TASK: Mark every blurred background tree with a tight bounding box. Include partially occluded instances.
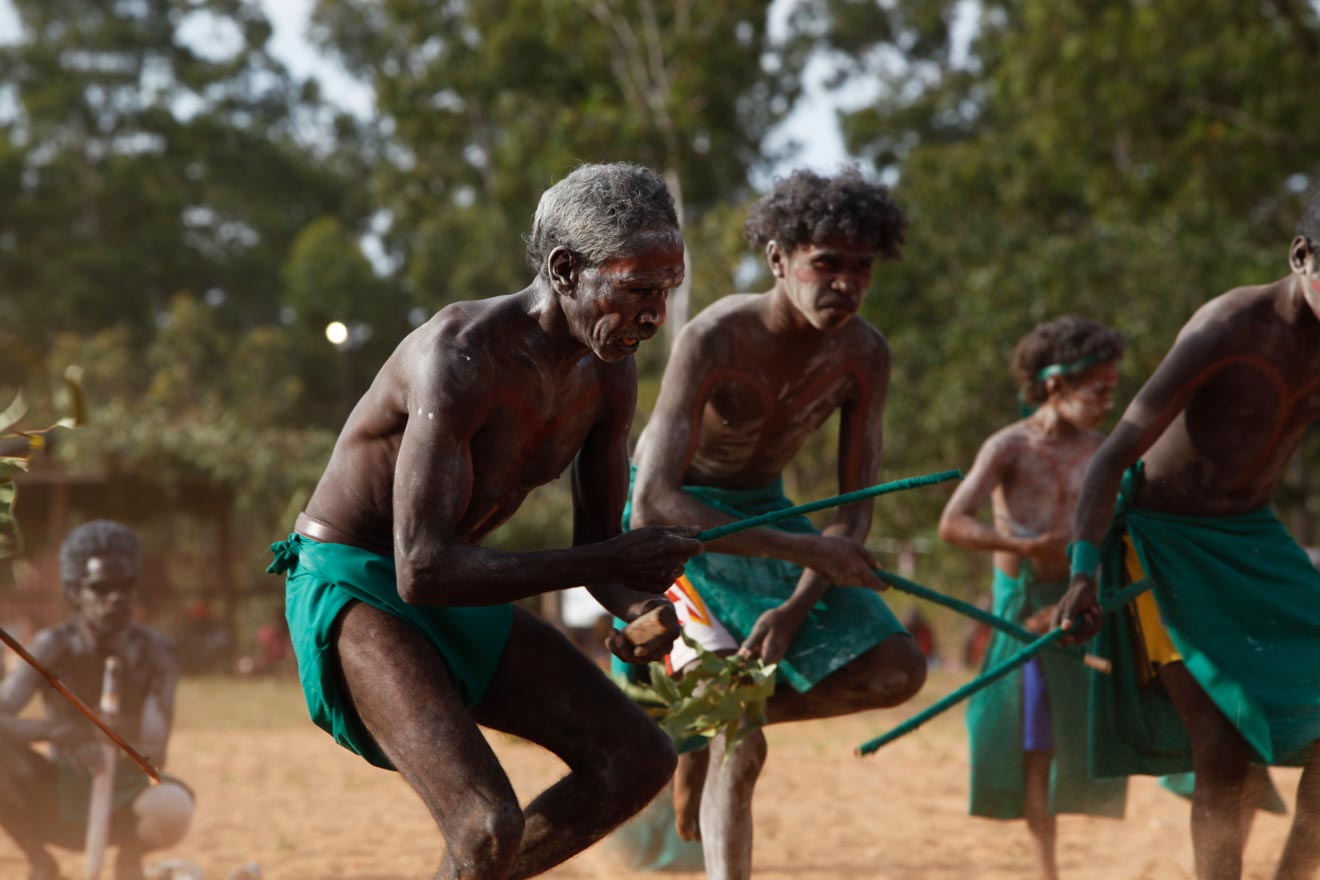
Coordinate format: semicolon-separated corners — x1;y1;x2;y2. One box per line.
4;0;1320;656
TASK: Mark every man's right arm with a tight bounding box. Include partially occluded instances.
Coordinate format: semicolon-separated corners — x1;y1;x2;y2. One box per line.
391;344;695;606
939;431;1058;557
0;630;67;744
1056;304;1238;636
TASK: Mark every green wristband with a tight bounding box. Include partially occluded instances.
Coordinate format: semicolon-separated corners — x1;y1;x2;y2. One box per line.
1068;540;1101;579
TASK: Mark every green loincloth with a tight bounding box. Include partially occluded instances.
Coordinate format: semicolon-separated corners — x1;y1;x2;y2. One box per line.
620;476;906;693
268;532;513;770
965;567;1127;819
1091;464;1320;778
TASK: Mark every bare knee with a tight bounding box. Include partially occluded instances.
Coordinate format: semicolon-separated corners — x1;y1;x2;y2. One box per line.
862;635;927;708
591;721;678;817
446;801;525;871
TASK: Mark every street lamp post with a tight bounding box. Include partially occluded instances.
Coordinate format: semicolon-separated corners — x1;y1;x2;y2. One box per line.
325;321;372;417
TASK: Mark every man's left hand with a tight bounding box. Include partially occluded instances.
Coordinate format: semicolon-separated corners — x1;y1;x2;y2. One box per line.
738;604;807;665
607;600;680;665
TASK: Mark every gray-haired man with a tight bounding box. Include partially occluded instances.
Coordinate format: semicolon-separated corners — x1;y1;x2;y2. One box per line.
268;163;702;879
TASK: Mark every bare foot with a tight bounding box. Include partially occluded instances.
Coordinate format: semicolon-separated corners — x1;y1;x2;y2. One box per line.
673;748;709;842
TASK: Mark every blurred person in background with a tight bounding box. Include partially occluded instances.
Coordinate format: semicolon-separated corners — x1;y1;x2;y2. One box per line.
939;316;1127;880
0;520;193;880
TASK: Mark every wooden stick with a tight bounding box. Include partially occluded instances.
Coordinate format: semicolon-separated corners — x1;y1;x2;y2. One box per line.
0;626;160;783
695;470;962;543
85;656;120;880
873;568;1110;673
856;578;1151;756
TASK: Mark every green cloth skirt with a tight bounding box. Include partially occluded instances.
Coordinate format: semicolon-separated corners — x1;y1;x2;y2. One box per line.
965;567;1127;819
268;532;513;770
1091;464;1320;777
620;476;906;693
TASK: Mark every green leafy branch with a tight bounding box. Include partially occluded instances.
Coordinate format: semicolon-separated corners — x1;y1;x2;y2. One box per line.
1;367;86;560
640;634;777;754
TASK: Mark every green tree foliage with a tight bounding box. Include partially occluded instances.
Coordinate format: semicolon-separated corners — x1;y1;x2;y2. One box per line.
0;1;406;592
801;0;1320;578
308;0;809;329
0;0;372;353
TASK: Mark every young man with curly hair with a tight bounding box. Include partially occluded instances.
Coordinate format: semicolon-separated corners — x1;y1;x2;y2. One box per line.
629;167;926;880
1055;195;1320;879
939;316;1127;879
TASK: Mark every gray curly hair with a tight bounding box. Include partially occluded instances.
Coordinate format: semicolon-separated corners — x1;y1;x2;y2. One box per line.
525;163;679;275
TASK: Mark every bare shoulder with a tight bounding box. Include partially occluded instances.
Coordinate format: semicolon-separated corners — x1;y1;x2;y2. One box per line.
130;623;176;657
398;298;507;393
845;317;891;365
1178;282;1280;344
669;293;763;361
979;421;1032;465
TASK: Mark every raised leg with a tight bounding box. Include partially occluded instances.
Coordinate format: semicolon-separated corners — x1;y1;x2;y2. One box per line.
1023;751;1059;880
697;727;766;880
470;607;677;880
334;602;527;880
1276;743;1320;880
1160;662;1253;880
766;632;926;724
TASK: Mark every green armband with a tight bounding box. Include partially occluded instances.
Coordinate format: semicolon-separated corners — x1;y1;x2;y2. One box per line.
1068;540;1101;579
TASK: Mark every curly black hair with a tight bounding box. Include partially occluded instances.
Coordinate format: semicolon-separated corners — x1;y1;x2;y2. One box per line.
1012;316;1124;406
744;167;906;259
1299;191;1320;245
59;519;139;602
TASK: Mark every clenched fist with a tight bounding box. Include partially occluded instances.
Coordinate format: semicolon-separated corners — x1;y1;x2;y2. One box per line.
603;525;703;593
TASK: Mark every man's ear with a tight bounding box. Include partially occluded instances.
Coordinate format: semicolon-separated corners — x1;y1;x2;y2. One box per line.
547;246;577;295
1290;235;1313;275
1044;376;1062;398
765;240;786;278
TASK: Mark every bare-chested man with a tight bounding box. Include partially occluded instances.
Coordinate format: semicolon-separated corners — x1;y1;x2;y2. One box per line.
939;316;1127;880
266;163;703;880
1055;194;1320;880
0;520;194;880
628;167;927;880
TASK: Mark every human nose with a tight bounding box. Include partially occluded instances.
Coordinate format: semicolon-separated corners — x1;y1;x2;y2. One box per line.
833;273;861;295
639;293;667;327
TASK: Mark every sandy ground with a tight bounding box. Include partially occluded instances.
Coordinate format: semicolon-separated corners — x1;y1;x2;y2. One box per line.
1;671;1305;880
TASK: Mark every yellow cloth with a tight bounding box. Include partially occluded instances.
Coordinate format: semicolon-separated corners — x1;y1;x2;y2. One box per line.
1123;536;1181;676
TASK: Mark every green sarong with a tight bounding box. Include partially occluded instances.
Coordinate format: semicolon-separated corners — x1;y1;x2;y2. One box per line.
621;477;906;693
268;532;513;770
965;567;1127;819
1091;464;1320;777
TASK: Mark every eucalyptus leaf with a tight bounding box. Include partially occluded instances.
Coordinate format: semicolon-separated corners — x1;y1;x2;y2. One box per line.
643;636;777;750
0;393;27;436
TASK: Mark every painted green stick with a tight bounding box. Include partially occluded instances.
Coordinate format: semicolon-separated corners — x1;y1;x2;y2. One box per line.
875;569;1110;672
696;469;962;543
856;577;1153;756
